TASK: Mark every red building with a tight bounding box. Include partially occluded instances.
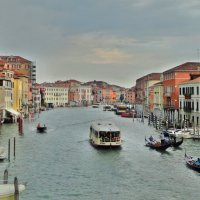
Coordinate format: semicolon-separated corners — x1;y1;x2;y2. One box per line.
162;62;200;122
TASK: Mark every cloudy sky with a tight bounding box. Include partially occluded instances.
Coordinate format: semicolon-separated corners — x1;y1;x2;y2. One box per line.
0;0;200;87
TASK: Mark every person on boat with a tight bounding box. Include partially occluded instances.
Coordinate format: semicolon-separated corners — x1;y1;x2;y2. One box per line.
149;136;154;142
160;133;165;145
37;122;40;128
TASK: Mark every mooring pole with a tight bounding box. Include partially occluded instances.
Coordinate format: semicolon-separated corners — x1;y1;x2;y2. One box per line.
3;169;8;184
14;137;16;160
14;177;19;200
8;139;10;162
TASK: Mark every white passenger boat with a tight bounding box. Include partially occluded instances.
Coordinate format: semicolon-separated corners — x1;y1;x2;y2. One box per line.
89;121;121;148
0;147;6;161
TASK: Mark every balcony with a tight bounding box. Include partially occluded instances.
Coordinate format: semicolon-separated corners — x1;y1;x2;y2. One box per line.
184;93;191;100
163;104;176;109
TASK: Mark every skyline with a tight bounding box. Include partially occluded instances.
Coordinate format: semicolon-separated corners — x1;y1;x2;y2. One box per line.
1;0;200;87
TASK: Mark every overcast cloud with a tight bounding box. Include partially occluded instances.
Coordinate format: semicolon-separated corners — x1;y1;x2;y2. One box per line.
0;0;200;87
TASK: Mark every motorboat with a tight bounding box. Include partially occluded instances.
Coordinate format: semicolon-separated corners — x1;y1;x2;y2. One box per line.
89;121;121;148
121;112;133;118
103;105;112;111
92;103;100;108
167;128;193;139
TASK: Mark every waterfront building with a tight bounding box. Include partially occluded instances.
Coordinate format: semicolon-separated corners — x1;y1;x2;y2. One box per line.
0;69;19;122
73;85;92;106
102;86;116;104
125;87;135;105
55;79;81;104
135;73;161;114
32;84;41;112
0;56;36;111
152;81;163;117
179;76;200;126
41;83;68;107
162;62;200;123
13;74;23;113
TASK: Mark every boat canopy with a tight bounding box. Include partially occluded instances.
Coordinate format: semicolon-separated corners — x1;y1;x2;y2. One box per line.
6;108;20;116
91;121;120;132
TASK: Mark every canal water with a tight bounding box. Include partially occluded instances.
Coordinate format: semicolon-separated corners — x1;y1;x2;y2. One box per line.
0;107;200;200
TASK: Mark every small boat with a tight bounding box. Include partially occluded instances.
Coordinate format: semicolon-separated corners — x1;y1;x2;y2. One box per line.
167;128;193;139
37;126;47;133
103;105;112;111
162;131;183;147
121;112;133;118
89;121;121;148
0;147;6;161
0;177;25;200
185;153;200;172
92;103;100;108
145;136;171;151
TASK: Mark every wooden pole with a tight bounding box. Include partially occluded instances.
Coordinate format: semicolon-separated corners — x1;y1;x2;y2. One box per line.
14;177;19;200
8;139;10;162
3;169;8;184
13;137;15;159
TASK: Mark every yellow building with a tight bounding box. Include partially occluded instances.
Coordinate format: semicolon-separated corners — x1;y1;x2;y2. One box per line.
13;77;22;112
14;72;29;115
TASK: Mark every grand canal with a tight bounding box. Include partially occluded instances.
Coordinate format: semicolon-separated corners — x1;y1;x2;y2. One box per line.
0;107;200;200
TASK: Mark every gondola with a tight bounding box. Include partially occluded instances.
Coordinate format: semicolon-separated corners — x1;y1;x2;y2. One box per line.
37;126;47;133
171;137;183;147
145;137;171;151
185;153;200;172
162;131;183;147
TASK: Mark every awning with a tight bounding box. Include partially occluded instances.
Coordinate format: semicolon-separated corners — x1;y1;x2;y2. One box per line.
6;108;20;116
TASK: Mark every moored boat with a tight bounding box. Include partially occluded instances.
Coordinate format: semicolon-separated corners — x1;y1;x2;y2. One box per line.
103;105;112;111
89;121;121;148
121;112;133;118
185;153;200;172
167;128;193;139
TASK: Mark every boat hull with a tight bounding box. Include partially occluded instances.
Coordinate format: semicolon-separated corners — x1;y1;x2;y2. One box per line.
37;127;47;133
89;140;121;149
0;184;25;200
185;155;200;172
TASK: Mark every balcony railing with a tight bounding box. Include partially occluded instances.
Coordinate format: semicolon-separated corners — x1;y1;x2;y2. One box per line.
184;94;191;100
163;104;176;109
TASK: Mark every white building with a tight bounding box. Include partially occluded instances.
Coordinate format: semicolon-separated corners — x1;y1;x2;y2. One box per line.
43;85;68;107
179;77;200;126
